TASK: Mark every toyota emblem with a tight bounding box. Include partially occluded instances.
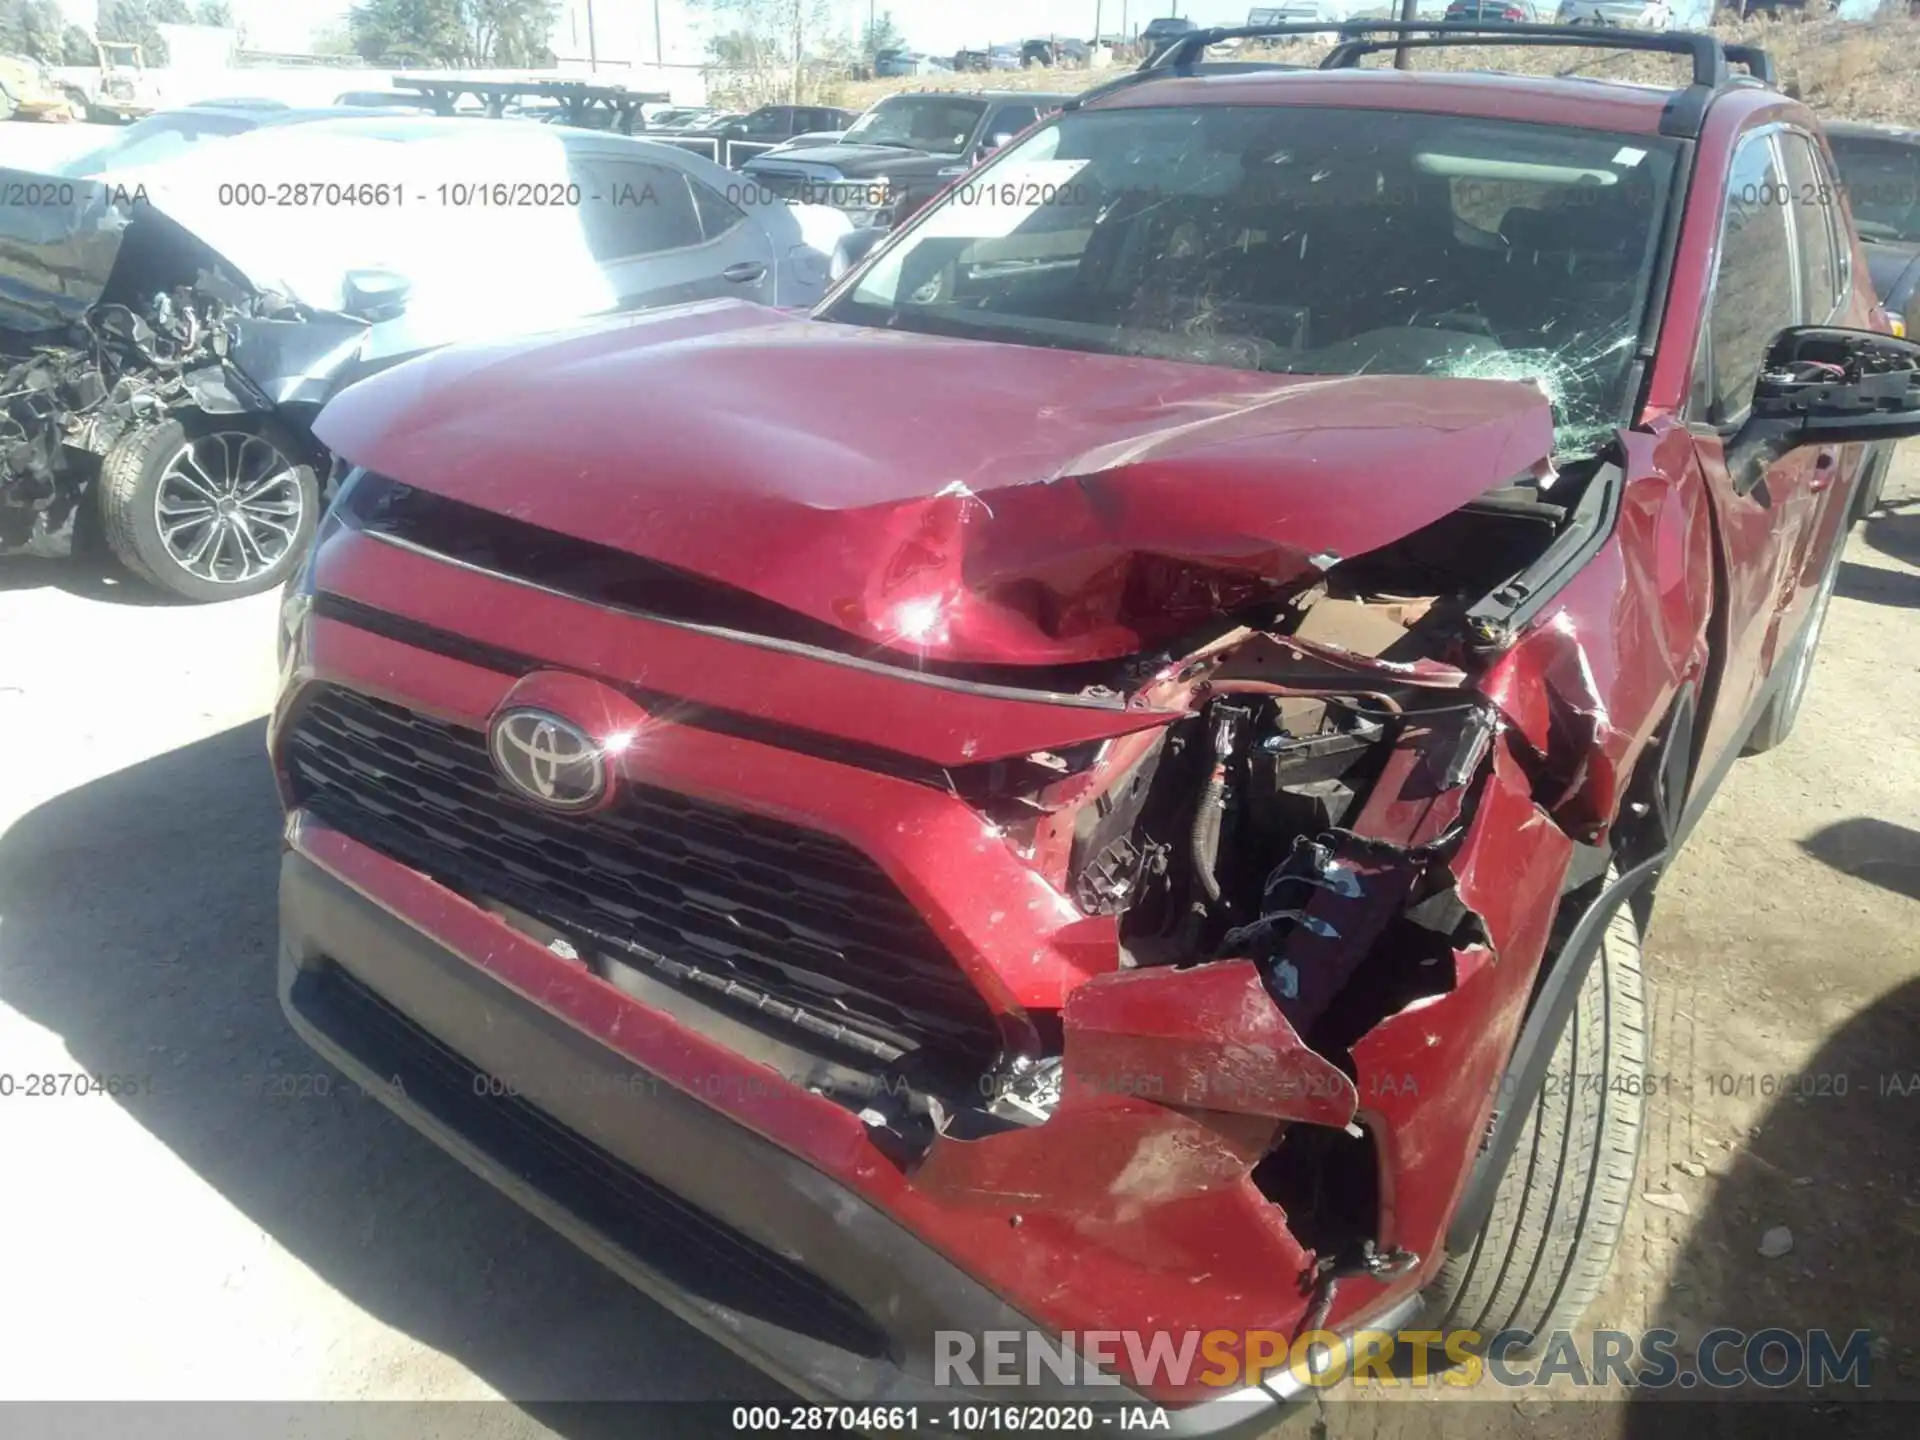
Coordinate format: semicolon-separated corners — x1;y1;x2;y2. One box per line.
488;708;609;811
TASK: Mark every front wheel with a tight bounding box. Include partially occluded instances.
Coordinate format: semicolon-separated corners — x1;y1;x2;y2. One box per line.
1422;883;1648;1349
97;417;318;602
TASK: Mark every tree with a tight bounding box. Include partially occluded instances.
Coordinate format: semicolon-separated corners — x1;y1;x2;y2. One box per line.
59;23;95;63
861;8;904;60
194;0;235;23
464;0;558;66
0;0;72;61
98;0;176;63
348;0;556;67
349;0;465;65
692;0;844;105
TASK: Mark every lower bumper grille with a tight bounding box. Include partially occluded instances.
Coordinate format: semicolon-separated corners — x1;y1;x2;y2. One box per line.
293;959;887;1357
281;686;1002;1073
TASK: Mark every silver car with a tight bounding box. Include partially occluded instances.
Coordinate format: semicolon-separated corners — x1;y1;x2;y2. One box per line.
1554;0;1672;26
0;118;851;599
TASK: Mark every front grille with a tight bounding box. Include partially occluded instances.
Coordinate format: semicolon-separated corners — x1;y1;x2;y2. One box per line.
283;686;1003;1073
292;961;888;1357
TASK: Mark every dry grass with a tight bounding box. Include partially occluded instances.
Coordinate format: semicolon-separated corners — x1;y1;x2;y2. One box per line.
828;16;1920;127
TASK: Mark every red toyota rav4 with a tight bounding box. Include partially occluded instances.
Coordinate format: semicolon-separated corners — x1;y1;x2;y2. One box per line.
270;23;1920;1426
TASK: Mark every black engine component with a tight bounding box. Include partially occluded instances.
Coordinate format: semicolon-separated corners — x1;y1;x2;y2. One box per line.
1245;701;1385;837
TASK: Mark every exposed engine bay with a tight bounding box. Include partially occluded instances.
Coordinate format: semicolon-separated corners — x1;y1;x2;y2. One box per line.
0;170;360;561
387;446;1618;1279
0;285;282;554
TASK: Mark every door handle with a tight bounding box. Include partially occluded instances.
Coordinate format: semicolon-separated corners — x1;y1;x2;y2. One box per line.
1809;449;1837;492
722;261;768;284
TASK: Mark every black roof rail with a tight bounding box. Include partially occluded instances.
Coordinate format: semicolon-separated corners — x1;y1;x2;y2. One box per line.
1147;23;1766;87
1064;22;1775;138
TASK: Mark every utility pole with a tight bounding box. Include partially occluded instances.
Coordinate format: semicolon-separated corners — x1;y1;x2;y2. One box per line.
654;0;664;68
585;0;598;71
1094;0;1102;44
791;0;803;103
1394;0;1415;69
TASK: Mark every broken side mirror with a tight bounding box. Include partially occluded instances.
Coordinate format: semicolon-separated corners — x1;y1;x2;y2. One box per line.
342;267;411;322
1740;325;1920;456
829;226;887;282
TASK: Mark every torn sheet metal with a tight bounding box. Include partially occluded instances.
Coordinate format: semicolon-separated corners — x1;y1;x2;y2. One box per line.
1478;427;1714;836
313;307;1558;667
1062;959;1360;1125
1349;734;1573;1257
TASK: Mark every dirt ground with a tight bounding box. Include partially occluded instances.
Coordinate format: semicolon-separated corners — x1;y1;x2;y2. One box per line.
0;450;1914;1435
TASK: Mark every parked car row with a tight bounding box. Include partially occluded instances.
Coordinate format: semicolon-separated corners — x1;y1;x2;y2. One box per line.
256;21;1920;1432
0;116;853;597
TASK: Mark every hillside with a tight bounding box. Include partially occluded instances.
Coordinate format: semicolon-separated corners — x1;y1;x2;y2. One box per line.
831;15;1920;127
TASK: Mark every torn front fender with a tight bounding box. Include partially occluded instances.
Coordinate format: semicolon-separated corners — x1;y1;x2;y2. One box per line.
226;313;371;410
1478;423;1714;839
1348;733;1574;1261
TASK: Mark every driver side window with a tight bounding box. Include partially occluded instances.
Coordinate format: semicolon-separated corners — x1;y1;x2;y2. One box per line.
1703;133;1799;424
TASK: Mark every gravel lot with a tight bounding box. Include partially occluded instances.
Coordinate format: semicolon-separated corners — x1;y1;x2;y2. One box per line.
0;117;1915;1434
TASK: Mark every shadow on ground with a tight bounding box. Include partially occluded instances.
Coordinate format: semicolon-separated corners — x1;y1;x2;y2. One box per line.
0;721;785;1428
1834;562;1920;611
1622;977;1920;1439
1800;818;1920;903
1860;507;1920;571
0;553;173;605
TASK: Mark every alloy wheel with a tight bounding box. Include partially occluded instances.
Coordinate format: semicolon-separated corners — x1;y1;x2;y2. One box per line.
152;431;308;585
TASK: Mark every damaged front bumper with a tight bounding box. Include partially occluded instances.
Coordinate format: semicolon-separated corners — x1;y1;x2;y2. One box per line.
280;840;1421;1426
267;485;1661;1406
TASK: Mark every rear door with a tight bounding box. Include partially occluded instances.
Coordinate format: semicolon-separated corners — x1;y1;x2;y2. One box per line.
571;151;775;310
1687;125;1856;769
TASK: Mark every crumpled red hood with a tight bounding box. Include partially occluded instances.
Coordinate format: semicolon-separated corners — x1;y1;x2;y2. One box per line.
314;300;1556;666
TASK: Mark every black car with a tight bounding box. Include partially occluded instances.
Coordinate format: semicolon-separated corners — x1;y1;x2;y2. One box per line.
738;91;1072;229
1140;16;1200;53
650;104;859;168
1825;121;1920;333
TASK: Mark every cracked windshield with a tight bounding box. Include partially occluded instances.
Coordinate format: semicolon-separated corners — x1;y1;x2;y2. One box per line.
830;105;1679;456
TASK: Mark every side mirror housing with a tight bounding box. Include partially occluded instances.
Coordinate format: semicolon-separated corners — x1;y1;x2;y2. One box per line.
829;226;888;282
975;130;1016;164
1735;325;1920;463
342;267;412;322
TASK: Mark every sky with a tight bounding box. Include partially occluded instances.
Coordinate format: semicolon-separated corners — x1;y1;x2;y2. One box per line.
58;0;1896;68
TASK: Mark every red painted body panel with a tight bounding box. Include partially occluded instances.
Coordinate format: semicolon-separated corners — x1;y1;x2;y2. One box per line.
315;316;1555;667
270;61;1882;1410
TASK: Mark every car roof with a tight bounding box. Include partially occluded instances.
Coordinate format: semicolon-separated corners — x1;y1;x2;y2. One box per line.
1824;120;1920;146
1081;66;1748;137
878;89;1073;103
200;114;737;171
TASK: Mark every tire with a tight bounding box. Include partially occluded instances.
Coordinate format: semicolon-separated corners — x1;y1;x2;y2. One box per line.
97;416;319;603
1423;882;1648;1350
1742;536;1842;755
